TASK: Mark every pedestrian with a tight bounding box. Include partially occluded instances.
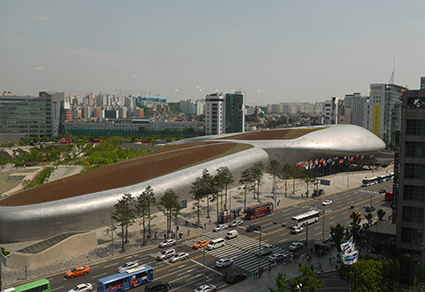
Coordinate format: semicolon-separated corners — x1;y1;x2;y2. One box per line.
332;256;335;264
164;233;166;239
329;255;332;264
278;199;281;205
274;261;277;268
187;229;190;236
268;264;271;273
253;272;256;279
301;253;304;262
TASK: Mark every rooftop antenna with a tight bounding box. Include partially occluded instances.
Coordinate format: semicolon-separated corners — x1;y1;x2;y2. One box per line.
388;53;395;84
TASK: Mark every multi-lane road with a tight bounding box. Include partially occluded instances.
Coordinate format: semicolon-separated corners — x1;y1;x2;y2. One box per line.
47;181;393;292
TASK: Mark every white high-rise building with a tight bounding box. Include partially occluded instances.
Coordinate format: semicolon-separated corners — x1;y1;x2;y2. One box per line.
205;93;225;135
344;93;368;127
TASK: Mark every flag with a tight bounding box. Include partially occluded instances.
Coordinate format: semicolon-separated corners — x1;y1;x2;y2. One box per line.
340;237;353;252
320;158;324;163
339;159;344;164
342;250;358;265
349;157;354;162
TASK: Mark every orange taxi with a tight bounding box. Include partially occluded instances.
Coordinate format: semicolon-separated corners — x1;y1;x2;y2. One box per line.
350;212;361;218
193;240;210;250
65;265;91;278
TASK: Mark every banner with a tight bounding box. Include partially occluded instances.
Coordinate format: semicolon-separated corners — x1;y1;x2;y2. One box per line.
342;250;358;265
340;237;353;252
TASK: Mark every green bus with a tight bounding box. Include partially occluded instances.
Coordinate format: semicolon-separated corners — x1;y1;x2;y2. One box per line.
5;279;50;292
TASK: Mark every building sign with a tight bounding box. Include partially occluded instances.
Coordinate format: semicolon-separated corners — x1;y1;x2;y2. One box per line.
392;183;398;211
320;179;330;186
372;105;381;137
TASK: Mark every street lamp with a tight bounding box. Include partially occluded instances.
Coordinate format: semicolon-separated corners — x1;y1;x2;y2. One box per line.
258;225;262;277
203;245;206;288
321;208;325;240
370;194;373;208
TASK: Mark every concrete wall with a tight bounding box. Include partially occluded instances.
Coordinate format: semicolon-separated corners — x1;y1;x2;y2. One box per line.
6;232;97;270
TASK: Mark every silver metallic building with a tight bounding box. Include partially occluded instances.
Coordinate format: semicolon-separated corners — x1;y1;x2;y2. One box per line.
0;125;385;243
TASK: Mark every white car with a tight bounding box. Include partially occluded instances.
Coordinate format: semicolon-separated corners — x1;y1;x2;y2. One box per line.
116;261;138;273
194;284;217;292
159;238;177;248
322;200;332;206
213;224;227;232
229;220;243;227
290;226;303;234
156;248;176;261
68;283;93;292
215;258;233;268
289;241;304;251
169;252;189;263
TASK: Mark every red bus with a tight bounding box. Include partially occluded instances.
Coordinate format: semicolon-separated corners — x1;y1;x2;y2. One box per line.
245;202;273;220
385;191;393;201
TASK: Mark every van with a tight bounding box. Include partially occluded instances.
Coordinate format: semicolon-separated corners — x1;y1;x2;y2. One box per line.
206;238;225;250
145;281;171;292
226;230;238;239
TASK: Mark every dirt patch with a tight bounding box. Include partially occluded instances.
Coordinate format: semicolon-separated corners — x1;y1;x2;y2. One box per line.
0;142;251;206
219;128;325;140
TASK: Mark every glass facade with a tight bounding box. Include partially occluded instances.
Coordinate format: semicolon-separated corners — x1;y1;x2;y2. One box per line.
225;92;245;133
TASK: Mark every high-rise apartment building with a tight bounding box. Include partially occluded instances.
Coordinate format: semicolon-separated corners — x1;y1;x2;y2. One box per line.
324;97;338;124
344;93;368;127
225;91;245;133
365;83;406;146
396;87;425;265
205;93;225;135
0;91;64;141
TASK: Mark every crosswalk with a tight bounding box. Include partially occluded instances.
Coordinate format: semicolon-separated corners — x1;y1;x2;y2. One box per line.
182;230;293;272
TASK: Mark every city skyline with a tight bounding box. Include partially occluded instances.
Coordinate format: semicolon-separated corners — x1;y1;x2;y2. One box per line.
1;1;424;104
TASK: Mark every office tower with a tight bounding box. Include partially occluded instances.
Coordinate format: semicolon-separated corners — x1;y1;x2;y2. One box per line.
344;93;368;127
421;77;425;90
396;88;425;265
0;91;64;141
365;83;406;146
225;91;245;133
205;93;225;135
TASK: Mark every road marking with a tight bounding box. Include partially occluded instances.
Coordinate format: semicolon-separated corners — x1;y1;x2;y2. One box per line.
103;262;119;268
91;272;107;278
155;268;194;280
191;259;223;275
51;286;64;291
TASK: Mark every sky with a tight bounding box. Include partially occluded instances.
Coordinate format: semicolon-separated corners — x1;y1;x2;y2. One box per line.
1;1;425;105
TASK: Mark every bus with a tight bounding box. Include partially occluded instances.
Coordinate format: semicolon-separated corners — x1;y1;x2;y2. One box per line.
385;191;393;201
4;279;50;292
361;176;379;187
291;210;320;227
378;173;392;183
97;265;153;292
245;202;273;220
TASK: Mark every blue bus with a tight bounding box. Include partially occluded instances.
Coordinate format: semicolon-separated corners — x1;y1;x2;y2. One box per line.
97;265;153;292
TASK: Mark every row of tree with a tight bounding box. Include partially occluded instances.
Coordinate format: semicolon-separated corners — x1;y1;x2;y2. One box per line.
111;186;181;252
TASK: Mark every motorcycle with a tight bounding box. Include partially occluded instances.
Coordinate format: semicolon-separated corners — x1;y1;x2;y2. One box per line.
350;203;354;209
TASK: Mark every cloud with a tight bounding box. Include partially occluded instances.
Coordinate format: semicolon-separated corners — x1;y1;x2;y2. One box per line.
35;67;44;70
0;33;29;42
133;75;136;78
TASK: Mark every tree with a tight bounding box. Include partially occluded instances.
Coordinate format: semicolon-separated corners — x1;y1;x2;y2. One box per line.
330;223;345;253
350;212;362;243
111;193;136;252
252;161;265;202
301;168;316;197
381;258;400;292
216;166;234;209
362;213;374;232
268;271;288;292
268;160;281;204
158;188;181;237
239;168;254;210
200;169;214;219
136;186;156;246
377;209;386;221
350;259;382;292
190;177;206;223
282;164;292;197
290;265;324;292
210;175;222;224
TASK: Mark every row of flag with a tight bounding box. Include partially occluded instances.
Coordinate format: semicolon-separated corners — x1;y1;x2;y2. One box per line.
340;236;358;265
295;154;374;169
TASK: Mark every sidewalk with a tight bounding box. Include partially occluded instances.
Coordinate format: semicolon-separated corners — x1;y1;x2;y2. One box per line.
1;166;391;289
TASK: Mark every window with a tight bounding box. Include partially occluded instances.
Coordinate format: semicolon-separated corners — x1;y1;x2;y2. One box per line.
404;185;425;202
404;164;425;179
402;206;424;223
401;227;423;243
405;142;425;158
407;120;425;135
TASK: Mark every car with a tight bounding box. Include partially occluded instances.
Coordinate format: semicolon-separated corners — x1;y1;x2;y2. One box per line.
257;244;274;257
169;252;189;263
194;284;217;292
65;266;91;278
288;241;304;251
268;253;287;262
215;258;233;268
156;248;176;261
224;272;248;284
322;200;332;206
68;283;93;292
229;220;243;227
350;211;361;218
245;224;261;232
158;238;176;248
290;226;303;234
145;281;171;292
364;206;375;212
116;261;138;273
193;240;210;250
379;189;386;193
213;224;227;232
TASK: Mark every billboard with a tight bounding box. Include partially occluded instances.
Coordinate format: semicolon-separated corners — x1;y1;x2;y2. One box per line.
372;105;381;137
